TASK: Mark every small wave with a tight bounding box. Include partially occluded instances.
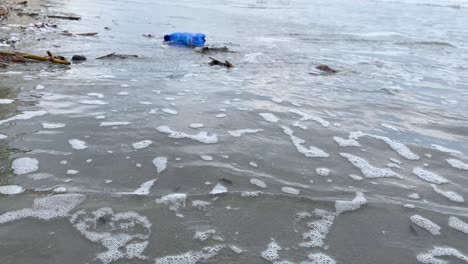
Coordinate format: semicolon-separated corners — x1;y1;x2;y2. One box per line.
396;41;456;47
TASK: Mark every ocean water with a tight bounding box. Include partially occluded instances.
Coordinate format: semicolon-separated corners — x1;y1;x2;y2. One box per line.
1;0;468;263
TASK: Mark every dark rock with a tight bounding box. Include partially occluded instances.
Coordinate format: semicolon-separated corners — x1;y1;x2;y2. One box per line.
72;55;86;61
315;64;338;73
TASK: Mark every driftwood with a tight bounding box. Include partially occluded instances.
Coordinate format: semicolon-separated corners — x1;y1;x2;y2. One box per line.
47;15;81;20
96;52;139;59
195;46;231;54
208;57;233;69
0;51;70;65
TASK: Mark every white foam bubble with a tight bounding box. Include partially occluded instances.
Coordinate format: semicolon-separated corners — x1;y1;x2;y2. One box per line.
333;136;361;147
156;193;187;211
249;162;258;167
193;229;223;241
70;207;151;264
0;194;86;224
216;114;227;118
241;191;262;197
99;122;131;126
431;144;463;155
448;217;468;234
161;108;178;115
306;253;337;264
0;185;25;195
447;159;468;171
154;245;230;264
408;193;420;199
27;173;54;180
67;169;79;175
228;129;263;137
335;192;367;214
189;123;204;129
431;184;464;203
191;200;211;210
281;186;300;195
0;110;48;125
250;178;267;188
410;214;441;235
117;91;129;95
152;157;167;174
417;246;468;264
96;115;106;119
41;122;66;129
79;100;108;105
139;101;152;105
413;167;448;184
68;139;87;150
87;93;104;99
200;155;213;161
0;99;14;104
259;113;280;123
404;204;416;209
298;209;335;248
53;186;67;193
316;168;330;177
36;84;45;90
157;126;218;144
282;126;329;158
349;174;363;180
11;157;39;175
340;153;401;179
368;135;419;160
132;140;152;150
261;239;281;261
210;183;227;194
289;109;330;127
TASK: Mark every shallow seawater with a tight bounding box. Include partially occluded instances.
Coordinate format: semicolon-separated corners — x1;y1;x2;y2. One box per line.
1;0;468;263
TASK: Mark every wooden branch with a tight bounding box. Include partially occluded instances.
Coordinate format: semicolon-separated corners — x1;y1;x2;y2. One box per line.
0;51;71;65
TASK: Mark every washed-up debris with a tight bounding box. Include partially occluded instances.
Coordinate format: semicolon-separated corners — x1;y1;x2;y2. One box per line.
0;53;25;63
72;55;86;61
0;6;8;16
315;64;338;73
104;27;111;30
0;62;8;68
47;14;81;20
62;31;98;37
194;46;231;54
164;32;206;47
143;34;156;38
16;11;39;17
209;57;234;69
0;51;70;65
96;52;138;59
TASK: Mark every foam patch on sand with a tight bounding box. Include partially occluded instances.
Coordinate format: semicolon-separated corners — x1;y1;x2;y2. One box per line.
0;194;86;224
340;153;401;179
100;122;131;126
333;136;361;147
259;113;280;123
347;132;419;160
289;109;330;128
210;183;227;194
157;126;218;144
0;110;47;125
410;215;441;235
87;93;104;99
306;253;337;264
447;159;468;171
316;168;330;176
241;191;263;197
413;167;448;184
79;100;108;105
162;109;178;115
431;184;464;202
41;122;66;129
156;193;187;211
189;123;204;129
69;139;88;150
448;217;468;234
200;155;213;161
282;126;329;158
132;140;152;150
126;179;157;195
0;99;14;104
193;229;223;241
297;209;336;248
228;129;263;137
261;239;281;261
431;144;463;155
117;91;129;95
0;185;25;195
70;207;151;264
191;200;211;210
250;178;267;188
154;244;241;264
282;186;300;195
335;192;367;214
417;246;468;264
152;157;167;174
11;157;39;175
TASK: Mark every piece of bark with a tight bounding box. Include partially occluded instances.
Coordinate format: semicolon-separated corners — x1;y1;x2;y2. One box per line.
96;52;139;59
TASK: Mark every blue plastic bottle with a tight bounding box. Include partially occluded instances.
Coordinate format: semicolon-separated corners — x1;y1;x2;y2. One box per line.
163;32;206;47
